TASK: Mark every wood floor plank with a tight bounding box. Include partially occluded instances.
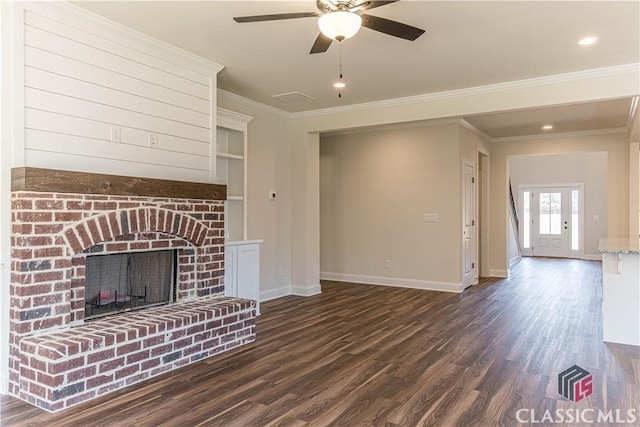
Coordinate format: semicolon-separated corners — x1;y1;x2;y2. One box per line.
1;258;638;426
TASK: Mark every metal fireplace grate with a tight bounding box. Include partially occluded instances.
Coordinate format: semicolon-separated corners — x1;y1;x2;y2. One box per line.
85;250;176;319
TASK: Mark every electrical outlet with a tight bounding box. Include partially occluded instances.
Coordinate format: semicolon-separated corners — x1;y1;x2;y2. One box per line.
110;126;121;143
149;133;158;148
424;213;439;223
385;259;391;269
269;191;276;201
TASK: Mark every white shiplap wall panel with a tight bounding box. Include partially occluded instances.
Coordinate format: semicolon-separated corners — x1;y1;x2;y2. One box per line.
24;10;211;88
25;67;210;128
25;151;211;183
25;109;210;156
26;130;210;171
25;46;210;114
15;2;223;183
24;26;209;100
25;88;210;142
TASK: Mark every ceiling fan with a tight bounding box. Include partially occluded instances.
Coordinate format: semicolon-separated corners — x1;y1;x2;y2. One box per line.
233;0;425;54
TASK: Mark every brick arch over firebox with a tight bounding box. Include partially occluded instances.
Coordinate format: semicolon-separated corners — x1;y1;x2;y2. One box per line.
61;207;210;255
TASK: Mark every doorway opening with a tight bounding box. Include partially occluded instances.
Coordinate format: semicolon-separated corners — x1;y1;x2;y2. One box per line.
519;185;584;258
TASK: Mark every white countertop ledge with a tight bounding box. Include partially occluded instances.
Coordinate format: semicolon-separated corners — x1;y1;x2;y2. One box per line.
226;239;264;246
598;238;640;254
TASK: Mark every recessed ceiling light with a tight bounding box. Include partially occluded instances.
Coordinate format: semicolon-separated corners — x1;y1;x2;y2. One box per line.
542;125;553;130
333;82;346;88
578;36;598;46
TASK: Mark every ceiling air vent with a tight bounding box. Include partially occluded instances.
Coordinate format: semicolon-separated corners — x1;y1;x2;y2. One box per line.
272;91;315;103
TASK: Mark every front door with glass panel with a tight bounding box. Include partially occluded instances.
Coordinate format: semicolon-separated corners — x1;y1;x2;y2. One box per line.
533;188;567;257
520;186;582;258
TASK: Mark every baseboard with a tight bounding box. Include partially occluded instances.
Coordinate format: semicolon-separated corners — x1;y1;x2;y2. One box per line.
582;254;602;261
320;272;463;293
291;284;322;297
489;269;508;278
509;255;522;267
260;286;292;302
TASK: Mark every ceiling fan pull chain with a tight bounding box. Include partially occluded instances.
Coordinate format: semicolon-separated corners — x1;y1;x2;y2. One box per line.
338;41;343;98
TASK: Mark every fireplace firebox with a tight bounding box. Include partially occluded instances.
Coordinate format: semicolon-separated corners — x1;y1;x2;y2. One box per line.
85;250;177;319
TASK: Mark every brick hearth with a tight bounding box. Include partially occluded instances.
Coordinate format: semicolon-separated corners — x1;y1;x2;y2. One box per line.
8;169;257;412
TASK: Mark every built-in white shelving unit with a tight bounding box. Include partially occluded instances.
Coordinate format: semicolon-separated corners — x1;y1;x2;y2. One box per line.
216;108;252;241
216;109;262;313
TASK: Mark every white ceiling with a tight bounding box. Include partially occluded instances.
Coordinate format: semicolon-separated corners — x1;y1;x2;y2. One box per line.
75;1;639;137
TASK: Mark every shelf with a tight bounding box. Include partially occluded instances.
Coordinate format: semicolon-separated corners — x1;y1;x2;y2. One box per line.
217;108;252;242
217;152;244;160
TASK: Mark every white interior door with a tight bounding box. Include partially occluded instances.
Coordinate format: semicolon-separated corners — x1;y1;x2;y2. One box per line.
462;163;475;287
532;188;569;257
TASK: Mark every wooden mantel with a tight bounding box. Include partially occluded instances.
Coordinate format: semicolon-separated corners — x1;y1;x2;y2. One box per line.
11;167;226;201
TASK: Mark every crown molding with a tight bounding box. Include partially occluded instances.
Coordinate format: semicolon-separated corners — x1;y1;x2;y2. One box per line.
289;63;640;119
217;107;253;124
491;127;627;144
217;89;290;119
459;119;492;143
321;117;461;138
217;63;639;126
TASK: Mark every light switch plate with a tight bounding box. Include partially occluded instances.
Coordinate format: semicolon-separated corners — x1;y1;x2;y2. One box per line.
149;133;158;148
110;126;121;143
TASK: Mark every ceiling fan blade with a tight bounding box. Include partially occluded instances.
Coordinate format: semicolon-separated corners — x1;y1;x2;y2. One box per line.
361;14;425;41
358;1;399;11
233;12;320;23
310;33;333;54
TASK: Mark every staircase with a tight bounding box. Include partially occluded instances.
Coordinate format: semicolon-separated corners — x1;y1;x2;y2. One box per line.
509;180;523;255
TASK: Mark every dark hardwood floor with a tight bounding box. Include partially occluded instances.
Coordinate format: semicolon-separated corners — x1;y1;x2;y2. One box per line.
1;258;639;426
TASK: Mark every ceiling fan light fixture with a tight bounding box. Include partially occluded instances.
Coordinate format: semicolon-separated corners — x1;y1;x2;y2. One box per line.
318;11;362;41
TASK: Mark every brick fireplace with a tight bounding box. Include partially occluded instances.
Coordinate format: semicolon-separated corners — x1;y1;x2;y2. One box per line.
8;168;257;412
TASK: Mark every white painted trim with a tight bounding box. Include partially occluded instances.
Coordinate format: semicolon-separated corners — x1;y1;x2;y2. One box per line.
459;119;492;143
478;154;491;278
627;96;639;132
27;2;222;77
462;160;476;289
290;64;640;119
321;117;461;137
510;255;522;267
1;0;15;395
518;183;585;259
218;89;290;119
10;2;24;166
217;64;640;122
582;254;603;261
320;272;463;293
490;269;509;278
291;284;322;297
259;286;292;302
226;239;264;246
217;108;253;129
492;127;627;143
